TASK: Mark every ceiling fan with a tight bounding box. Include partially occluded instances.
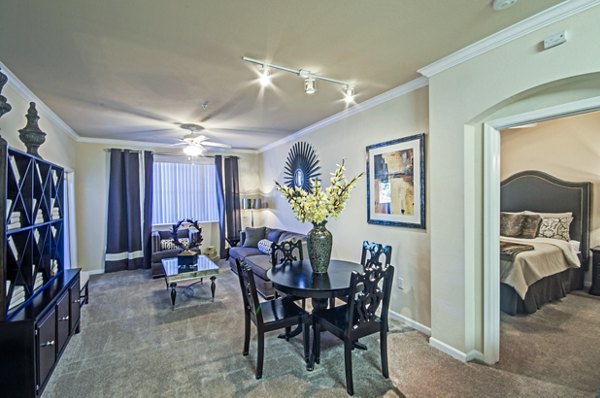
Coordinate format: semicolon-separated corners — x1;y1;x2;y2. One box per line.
175;123;231;156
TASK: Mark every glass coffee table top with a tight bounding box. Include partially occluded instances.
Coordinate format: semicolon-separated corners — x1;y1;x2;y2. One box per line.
162;255;219;309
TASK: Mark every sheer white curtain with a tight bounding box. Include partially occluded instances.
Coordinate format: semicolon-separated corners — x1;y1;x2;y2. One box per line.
152;161;218;224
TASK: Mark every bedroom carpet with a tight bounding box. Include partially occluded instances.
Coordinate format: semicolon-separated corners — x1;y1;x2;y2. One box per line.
42;264;599;398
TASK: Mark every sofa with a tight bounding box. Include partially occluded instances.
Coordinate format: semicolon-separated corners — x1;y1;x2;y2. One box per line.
151;228;201;278
228;226;306;298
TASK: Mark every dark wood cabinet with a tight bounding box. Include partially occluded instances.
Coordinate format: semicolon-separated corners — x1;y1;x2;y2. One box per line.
590;247;600;296
0;140;81;397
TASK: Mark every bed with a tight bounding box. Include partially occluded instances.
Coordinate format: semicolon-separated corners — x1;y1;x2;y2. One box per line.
500;170;592;315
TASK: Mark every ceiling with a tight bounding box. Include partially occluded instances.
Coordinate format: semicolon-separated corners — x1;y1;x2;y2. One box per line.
0;0;565;151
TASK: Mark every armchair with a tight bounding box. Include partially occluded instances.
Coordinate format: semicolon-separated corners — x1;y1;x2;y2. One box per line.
151;228;201;278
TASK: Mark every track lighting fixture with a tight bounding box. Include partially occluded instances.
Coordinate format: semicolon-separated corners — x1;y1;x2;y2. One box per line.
259;65;271;87
242;56;356;102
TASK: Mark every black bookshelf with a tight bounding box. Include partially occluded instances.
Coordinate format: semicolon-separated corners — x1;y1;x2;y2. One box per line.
0;139;81;397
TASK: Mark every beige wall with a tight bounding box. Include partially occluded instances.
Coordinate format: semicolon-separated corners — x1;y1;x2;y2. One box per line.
428;7;600;354
261;87;431;328
501;111;600;284
75;141;261;273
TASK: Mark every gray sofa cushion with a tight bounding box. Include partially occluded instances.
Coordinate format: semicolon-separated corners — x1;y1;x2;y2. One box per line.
265;228;285;243
229;246;261;260
246;255;273;280
277;231;305;244
242;226;266;247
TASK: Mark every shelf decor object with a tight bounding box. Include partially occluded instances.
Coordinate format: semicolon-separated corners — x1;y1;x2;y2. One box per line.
0;68;11;119
18;102;47;158
366;133;426;229
276;160;362;273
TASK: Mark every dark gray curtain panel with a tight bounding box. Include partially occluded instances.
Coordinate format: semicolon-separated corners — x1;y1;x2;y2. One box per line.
215;155;226;258
105;149;144;272
224;156;241;242
142;151;154;269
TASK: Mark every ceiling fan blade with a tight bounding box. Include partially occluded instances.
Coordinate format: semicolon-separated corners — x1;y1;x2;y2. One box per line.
202;141;231;148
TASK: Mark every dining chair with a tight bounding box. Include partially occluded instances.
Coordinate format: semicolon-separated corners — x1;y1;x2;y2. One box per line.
271;239;306;310
235;258;311;379
330;241;392;308
313;262;395;395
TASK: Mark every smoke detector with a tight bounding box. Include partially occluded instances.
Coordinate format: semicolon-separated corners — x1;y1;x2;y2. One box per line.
492;0;517;10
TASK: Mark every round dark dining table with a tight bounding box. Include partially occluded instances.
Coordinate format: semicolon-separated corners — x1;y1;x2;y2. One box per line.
267;259;363;311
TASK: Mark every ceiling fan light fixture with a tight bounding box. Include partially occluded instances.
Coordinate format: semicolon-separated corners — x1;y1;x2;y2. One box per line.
183;144;204;157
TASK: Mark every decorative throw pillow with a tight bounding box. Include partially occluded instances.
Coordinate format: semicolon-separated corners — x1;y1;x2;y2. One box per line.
242;226;266;248
160;238;189;250
257;239;273;255
537;216;573;241
518;214;542;239
500;212;524;237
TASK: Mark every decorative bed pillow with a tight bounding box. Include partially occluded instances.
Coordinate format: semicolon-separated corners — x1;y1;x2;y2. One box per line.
524;210;572;218
500;212;524;237
242;226;266;248
537;216;573;241
160;238;189;250
518;214;542;239
257;239;273;255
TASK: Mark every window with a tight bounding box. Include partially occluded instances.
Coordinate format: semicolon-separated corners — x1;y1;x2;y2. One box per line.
152;161;219;224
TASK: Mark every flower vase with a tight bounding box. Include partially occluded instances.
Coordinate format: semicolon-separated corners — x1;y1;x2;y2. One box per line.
307;221;332;274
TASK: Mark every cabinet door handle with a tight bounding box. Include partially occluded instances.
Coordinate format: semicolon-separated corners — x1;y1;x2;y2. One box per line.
59;316;70;321
41;340;55;347
72;299;80;304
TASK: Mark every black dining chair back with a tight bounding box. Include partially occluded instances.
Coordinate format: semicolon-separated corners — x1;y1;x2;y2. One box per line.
235;259;311;379
360;240;392;269
270;239;303;265
313;262;395;395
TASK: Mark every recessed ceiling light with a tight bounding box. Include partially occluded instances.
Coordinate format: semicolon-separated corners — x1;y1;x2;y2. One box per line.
492;0;517;11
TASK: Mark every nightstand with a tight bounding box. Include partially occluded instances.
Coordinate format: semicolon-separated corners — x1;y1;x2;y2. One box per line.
590;247;600;296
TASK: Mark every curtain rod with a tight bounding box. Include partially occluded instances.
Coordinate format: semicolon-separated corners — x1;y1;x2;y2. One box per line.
103;149;220;159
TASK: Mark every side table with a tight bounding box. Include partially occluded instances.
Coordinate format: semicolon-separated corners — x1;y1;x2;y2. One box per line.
590;247;600;296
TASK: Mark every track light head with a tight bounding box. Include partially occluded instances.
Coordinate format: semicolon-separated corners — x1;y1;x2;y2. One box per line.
259;65;271;87
343;85;355;104
304;77;316;95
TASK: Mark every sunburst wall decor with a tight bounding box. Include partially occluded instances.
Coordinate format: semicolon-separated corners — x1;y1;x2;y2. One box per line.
283;142;320;192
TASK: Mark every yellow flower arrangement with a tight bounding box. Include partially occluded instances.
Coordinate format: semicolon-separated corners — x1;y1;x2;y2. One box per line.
275;160;363;224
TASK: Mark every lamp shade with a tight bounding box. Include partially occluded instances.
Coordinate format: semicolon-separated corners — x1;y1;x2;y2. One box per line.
241;198;263;210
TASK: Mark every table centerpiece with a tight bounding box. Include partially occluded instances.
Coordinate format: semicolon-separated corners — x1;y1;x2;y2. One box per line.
171;219;204;268
276;160;363;273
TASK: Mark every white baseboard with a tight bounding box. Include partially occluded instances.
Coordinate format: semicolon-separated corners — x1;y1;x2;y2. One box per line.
429;337;483;363
389;310;431;336
84;269;104;275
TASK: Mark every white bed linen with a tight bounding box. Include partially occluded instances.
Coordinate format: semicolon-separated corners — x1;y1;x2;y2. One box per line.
500;236;580;300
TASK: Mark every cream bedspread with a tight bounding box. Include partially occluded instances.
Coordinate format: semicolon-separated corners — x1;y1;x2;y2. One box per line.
500;237;580;299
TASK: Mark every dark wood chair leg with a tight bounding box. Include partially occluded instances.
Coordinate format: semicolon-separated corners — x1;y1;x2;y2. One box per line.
344;339;354;395
380;328;389;378
329;297;335;308
243;312;251;356
256;332;264;379
284;326;291;341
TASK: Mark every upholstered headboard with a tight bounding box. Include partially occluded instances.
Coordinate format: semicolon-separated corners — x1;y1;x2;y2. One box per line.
500;170;592;264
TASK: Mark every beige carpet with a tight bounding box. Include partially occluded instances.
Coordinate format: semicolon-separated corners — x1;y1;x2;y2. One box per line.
42;264;600;397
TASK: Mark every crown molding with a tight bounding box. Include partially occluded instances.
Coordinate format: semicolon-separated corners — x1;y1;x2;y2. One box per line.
418;0;600;78
259;76;428;153
77;136;259;154
0;61;80;141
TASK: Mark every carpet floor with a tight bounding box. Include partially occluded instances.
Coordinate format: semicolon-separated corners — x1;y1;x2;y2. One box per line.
42;264;600;398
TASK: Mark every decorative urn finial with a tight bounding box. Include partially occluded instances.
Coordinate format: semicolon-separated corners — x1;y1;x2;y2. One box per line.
0;68;11;120
18;102;46;157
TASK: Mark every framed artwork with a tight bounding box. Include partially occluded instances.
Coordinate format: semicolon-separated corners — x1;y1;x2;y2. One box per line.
366;133;425;229
283;141;320;193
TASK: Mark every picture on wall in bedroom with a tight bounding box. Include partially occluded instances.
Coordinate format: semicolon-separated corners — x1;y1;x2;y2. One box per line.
366;133;425;229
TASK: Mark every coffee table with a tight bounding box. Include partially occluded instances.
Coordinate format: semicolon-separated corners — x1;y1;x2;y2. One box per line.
162;255;219;310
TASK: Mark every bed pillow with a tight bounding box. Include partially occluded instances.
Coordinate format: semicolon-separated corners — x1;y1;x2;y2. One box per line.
242;226;266;248
523;210;572;218
518;214;542;239
257;239;273;255
500;212;524;237
537;216;573;241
